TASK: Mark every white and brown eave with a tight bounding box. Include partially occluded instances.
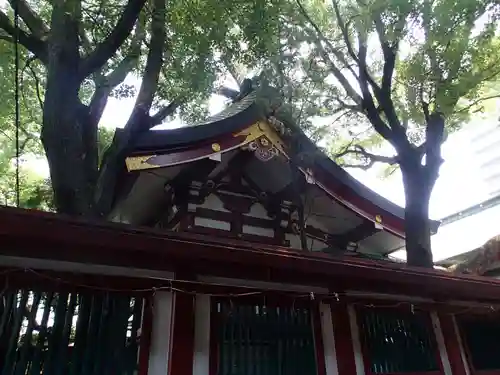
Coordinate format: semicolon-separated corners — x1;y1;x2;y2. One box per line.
109;94;439;256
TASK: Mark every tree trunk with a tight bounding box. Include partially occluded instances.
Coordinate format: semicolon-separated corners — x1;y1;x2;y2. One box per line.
41;12;98;216
401;161;434;268
42;73;96;216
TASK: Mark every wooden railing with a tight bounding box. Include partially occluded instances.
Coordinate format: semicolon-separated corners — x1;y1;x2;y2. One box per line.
0;288;145;375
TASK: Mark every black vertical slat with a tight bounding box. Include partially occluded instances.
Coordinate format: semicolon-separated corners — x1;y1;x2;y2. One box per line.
56;292;78;375
220;302;229;375
15;291;43;375
407;313;419;370
216;303;221;375
358;308;439;374
365;310;378;374
307;308;315;375
461;318;500;370
359;310;372;372
104;295;132;375
238;304;244;375
276;307;283;375
289;307;298;375
223;302;229;375
217;302;227;375
393;315;403;373
291;307;298;375
306;307;315;375
92;292;113;375
252;305;258;375
3;289;29;375
126;296;143;375
260;304;267;375
0;290;15;339
422;315;437;368
29;292;54;375
0;286;143;375
44;292;70;375
384;310;395;373
81;294;103;375
70;293;91;375
384;311;395;373
243;305;251;375
265;305;272;375
0;290;16;366
100;295;118;375
216;300;318;375
405;314;417;371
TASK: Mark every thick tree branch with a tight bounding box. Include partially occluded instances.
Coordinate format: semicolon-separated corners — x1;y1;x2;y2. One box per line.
107;16;144;86
299;0;357;80
132;0;166;113
454;94;500;115
356;32;396;143
106;57;136;87
79;28;93;53
336;98;362;112
378;7;407;97
0;31;13;42
24;56;44;111
78;0;147;80
335;144;398;170
220;54;243;88
424;111;445;169
295;0;362;104
8;0;49;39
216;86;240;99
334;0;406;144
331;0;358;63
151;98;182;126
372;17;397;97
88;55;141;128
93;0;166;217
331;0;385;99
371;15;410;142
0;10;48;63
87;9;145;127
420;84;430;123
357;19;411;152
88;87;109;128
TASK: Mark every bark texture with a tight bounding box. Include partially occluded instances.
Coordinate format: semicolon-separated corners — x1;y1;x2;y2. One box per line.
2;0;172;217
401;159;433;268
41;4;95;215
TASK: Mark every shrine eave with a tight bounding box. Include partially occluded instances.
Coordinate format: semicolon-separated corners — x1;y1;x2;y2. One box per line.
122;95;440;238
0;206;495;303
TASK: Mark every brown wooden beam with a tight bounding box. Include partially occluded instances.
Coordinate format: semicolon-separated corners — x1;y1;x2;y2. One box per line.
0;207;499;303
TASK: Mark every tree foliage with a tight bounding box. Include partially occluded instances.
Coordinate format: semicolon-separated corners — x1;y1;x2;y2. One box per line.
217;0;500;266
0;0;280;216
0;38;50;210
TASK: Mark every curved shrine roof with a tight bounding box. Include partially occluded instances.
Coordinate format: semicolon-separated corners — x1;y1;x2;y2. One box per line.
121;91;440;242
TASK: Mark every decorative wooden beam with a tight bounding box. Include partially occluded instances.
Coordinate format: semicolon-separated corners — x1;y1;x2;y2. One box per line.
151;159;219;228
332;221;380;248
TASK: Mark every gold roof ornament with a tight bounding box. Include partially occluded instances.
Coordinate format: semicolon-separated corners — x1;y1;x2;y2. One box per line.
125;155;157;172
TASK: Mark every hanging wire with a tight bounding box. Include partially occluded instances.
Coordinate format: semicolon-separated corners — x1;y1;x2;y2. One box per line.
13;0;21;208
0;267;496;316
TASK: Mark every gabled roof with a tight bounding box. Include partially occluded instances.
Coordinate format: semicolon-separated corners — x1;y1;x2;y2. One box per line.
119;91;439;241
440;235;500;275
